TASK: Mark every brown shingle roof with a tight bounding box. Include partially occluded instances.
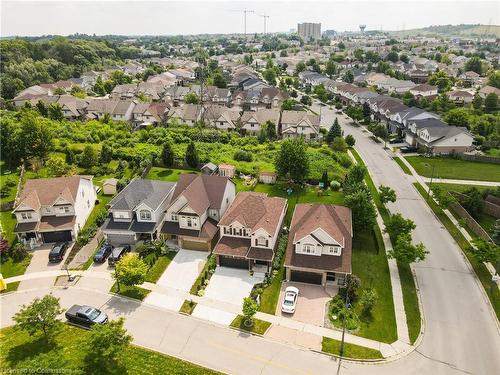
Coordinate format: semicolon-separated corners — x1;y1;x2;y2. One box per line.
213;236;250;257
285;204;353;274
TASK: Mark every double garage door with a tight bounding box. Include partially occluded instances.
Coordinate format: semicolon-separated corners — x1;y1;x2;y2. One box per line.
106;234;136;246
42;230;72;243
218;256;249;269
290;270;323;285
181;239;210;252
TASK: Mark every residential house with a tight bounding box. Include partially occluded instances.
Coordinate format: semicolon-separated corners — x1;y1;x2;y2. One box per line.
415;125;474;155
203;105;241;130
284;204;353;286
161;174;236;251
240;109;280;134
409;84;439;99
13;176;96;246
166;104;202;126
478;85;500;99
447;90;474;105
102;179;176;245
280;111;320;141
86;99;135;121
213;192;287;273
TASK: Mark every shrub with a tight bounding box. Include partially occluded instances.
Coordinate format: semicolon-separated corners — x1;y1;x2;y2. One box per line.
233;149;253;162
330;180;341;191
10;243;28;261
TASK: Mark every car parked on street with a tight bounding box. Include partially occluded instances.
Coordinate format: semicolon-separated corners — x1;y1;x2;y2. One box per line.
48;242;69;263
107;244;131;267
281;286;299;314
93;243;113;263
66;304;108;327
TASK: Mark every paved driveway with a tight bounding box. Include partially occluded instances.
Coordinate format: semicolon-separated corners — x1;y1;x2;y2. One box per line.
204;267;264;307
157;249;208;292
276;282;333;326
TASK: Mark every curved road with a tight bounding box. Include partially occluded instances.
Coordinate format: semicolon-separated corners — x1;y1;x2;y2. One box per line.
315;102;500;374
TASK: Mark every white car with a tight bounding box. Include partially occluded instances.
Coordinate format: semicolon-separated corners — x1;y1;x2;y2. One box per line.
281;286;299;313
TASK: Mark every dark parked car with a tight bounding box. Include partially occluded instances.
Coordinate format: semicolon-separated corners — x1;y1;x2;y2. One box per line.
66;304;108;327
93;243;113;263
400;146;418;154
48;242;68;263
389;138;405;144
107;245;131;267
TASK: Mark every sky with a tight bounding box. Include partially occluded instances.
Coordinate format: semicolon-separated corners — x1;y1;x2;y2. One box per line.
1;0;499;37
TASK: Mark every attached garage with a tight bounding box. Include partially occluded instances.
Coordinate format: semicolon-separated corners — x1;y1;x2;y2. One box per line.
106;233;136;246
180;238;210;251
290;270;322;285
41;230;72;243
218;256;249;269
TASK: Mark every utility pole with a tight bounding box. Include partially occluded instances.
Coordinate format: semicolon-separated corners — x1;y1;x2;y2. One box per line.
426;157;436;202
259;14;270;35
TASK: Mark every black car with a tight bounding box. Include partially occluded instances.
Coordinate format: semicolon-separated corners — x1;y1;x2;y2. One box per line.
48;242;68;263
66;304;108;327
389;138;405;144
107;245;131;266
400;146;418;154
93;243;113;263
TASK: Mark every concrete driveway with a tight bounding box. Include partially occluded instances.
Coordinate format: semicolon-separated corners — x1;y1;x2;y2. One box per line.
276;282;333;326
204;267;264;307
156;249;208;292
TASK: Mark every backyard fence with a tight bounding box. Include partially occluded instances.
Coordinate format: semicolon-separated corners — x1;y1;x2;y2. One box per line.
448;192;494;242
461;154;500;164
485;195;500;219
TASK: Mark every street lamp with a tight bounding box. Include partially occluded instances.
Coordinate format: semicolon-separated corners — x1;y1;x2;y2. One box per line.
425;157;437;202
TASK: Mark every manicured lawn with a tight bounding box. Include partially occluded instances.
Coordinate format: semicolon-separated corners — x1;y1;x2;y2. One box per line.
1;281;20;294
430;183;490;194
86;192;113;230
258;265;285;314
0;254;32;279
179;300;197;315
393;156;412;175
397;262;421;344
405;156;500;182
413;183;500;320
351;229;397;344
0;325;220;374
146;167;198;182
110;282;151;301
144;252;176;283
0;167;20;206
0;210;16;244
321;337;383;360
230;315;272;335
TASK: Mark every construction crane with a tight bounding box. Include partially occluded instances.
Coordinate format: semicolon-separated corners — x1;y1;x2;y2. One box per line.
229;8;255;37
258;13;270;35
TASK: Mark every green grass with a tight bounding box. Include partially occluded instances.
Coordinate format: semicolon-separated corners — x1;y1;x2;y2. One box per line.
405;156;500;182
0;254;32;279
351;229;397;343
393;156;412;175
0;210;16;244
397;262;421;344
1;281;20;294
179;300;197;315
110;282;151;301
413;182;500;320
144;252;176;283
0;167;20;206
429;183;490;194
146;167;198;182
321;337;383;360
258;265;285;314
0;325;221;375
230;315;272;335
475;213;497;238
485;148;500;157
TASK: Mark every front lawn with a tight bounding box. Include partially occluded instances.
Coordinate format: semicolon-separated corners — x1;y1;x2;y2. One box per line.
110;282;151;301
405;156;500;182
0;254;32;279
144;252;176;283
258;266;285;314
230;315;272;335
146;167;198;182
321;337;383;360
0;325;220;374
0;210;16;244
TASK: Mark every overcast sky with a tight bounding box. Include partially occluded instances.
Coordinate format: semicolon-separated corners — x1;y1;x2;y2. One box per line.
1;0;499;37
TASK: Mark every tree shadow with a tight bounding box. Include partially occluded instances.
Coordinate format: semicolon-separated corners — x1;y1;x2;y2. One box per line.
156;170;174;179
359;309;374;324
6;335;59;365
83;358;128;375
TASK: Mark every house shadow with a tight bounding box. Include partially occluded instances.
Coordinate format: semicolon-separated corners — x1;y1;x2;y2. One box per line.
6;335;58;365
101;293;142;317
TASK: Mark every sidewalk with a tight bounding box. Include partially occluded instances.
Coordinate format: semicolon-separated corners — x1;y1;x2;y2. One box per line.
421;177;500;187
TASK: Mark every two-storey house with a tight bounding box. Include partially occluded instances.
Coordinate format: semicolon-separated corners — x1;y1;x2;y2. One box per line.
280;111;320;141
213;192;287;274
161;174;235;251
13;176;96;246
102;179;176;245
284;204;353;286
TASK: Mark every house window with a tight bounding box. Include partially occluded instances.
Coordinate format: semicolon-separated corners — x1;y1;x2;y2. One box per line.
171;214;178;221
303;244;314;253
329;246;341;255
21;212;32;220
187;217;193;227
63;206;70;213
140;210;152;220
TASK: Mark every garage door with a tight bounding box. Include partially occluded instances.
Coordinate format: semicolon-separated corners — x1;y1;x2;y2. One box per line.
290;270;322;285
181;239;209;251
42;230;72;243
106;233;136;245
219;256;249;269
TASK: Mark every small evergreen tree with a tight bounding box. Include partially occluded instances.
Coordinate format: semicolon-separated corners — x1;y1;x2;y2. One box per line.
327;118;342;144
185;141;199;168
162;142;175;167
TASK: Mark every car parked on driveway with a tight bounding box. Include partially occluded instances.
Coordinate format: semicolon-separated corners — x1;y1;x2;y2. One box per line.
93;243;113;263
66;304;108;327
281;286;299;314
48;242;68;263
107;245;131;267
400;146;418;153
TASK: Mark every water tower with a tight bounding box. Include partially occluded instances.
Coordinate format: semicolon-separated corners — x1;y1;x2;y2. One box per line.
359;24;366;33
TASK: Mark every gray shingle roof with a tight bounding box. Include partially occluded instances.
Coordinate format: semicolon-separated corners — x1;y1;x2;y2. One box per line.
109;179;175;211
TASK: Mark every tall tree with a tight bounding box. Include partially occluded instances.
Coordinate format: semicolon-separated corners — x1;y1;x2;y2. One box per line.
389;233;428;264
384;213;416;241
344;190;377;232
185;141;199;168
79;145;98;169
327;118;342;143
162;142;175;167
484;93;498;112
274;138;309;182
19;111;53;161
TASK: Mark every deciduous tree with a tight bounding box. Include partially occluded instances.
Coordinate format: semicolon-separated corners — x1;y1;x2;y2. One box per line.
389;233;428;264
113;253;148;292
379;185;396;204
274;138;309;182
